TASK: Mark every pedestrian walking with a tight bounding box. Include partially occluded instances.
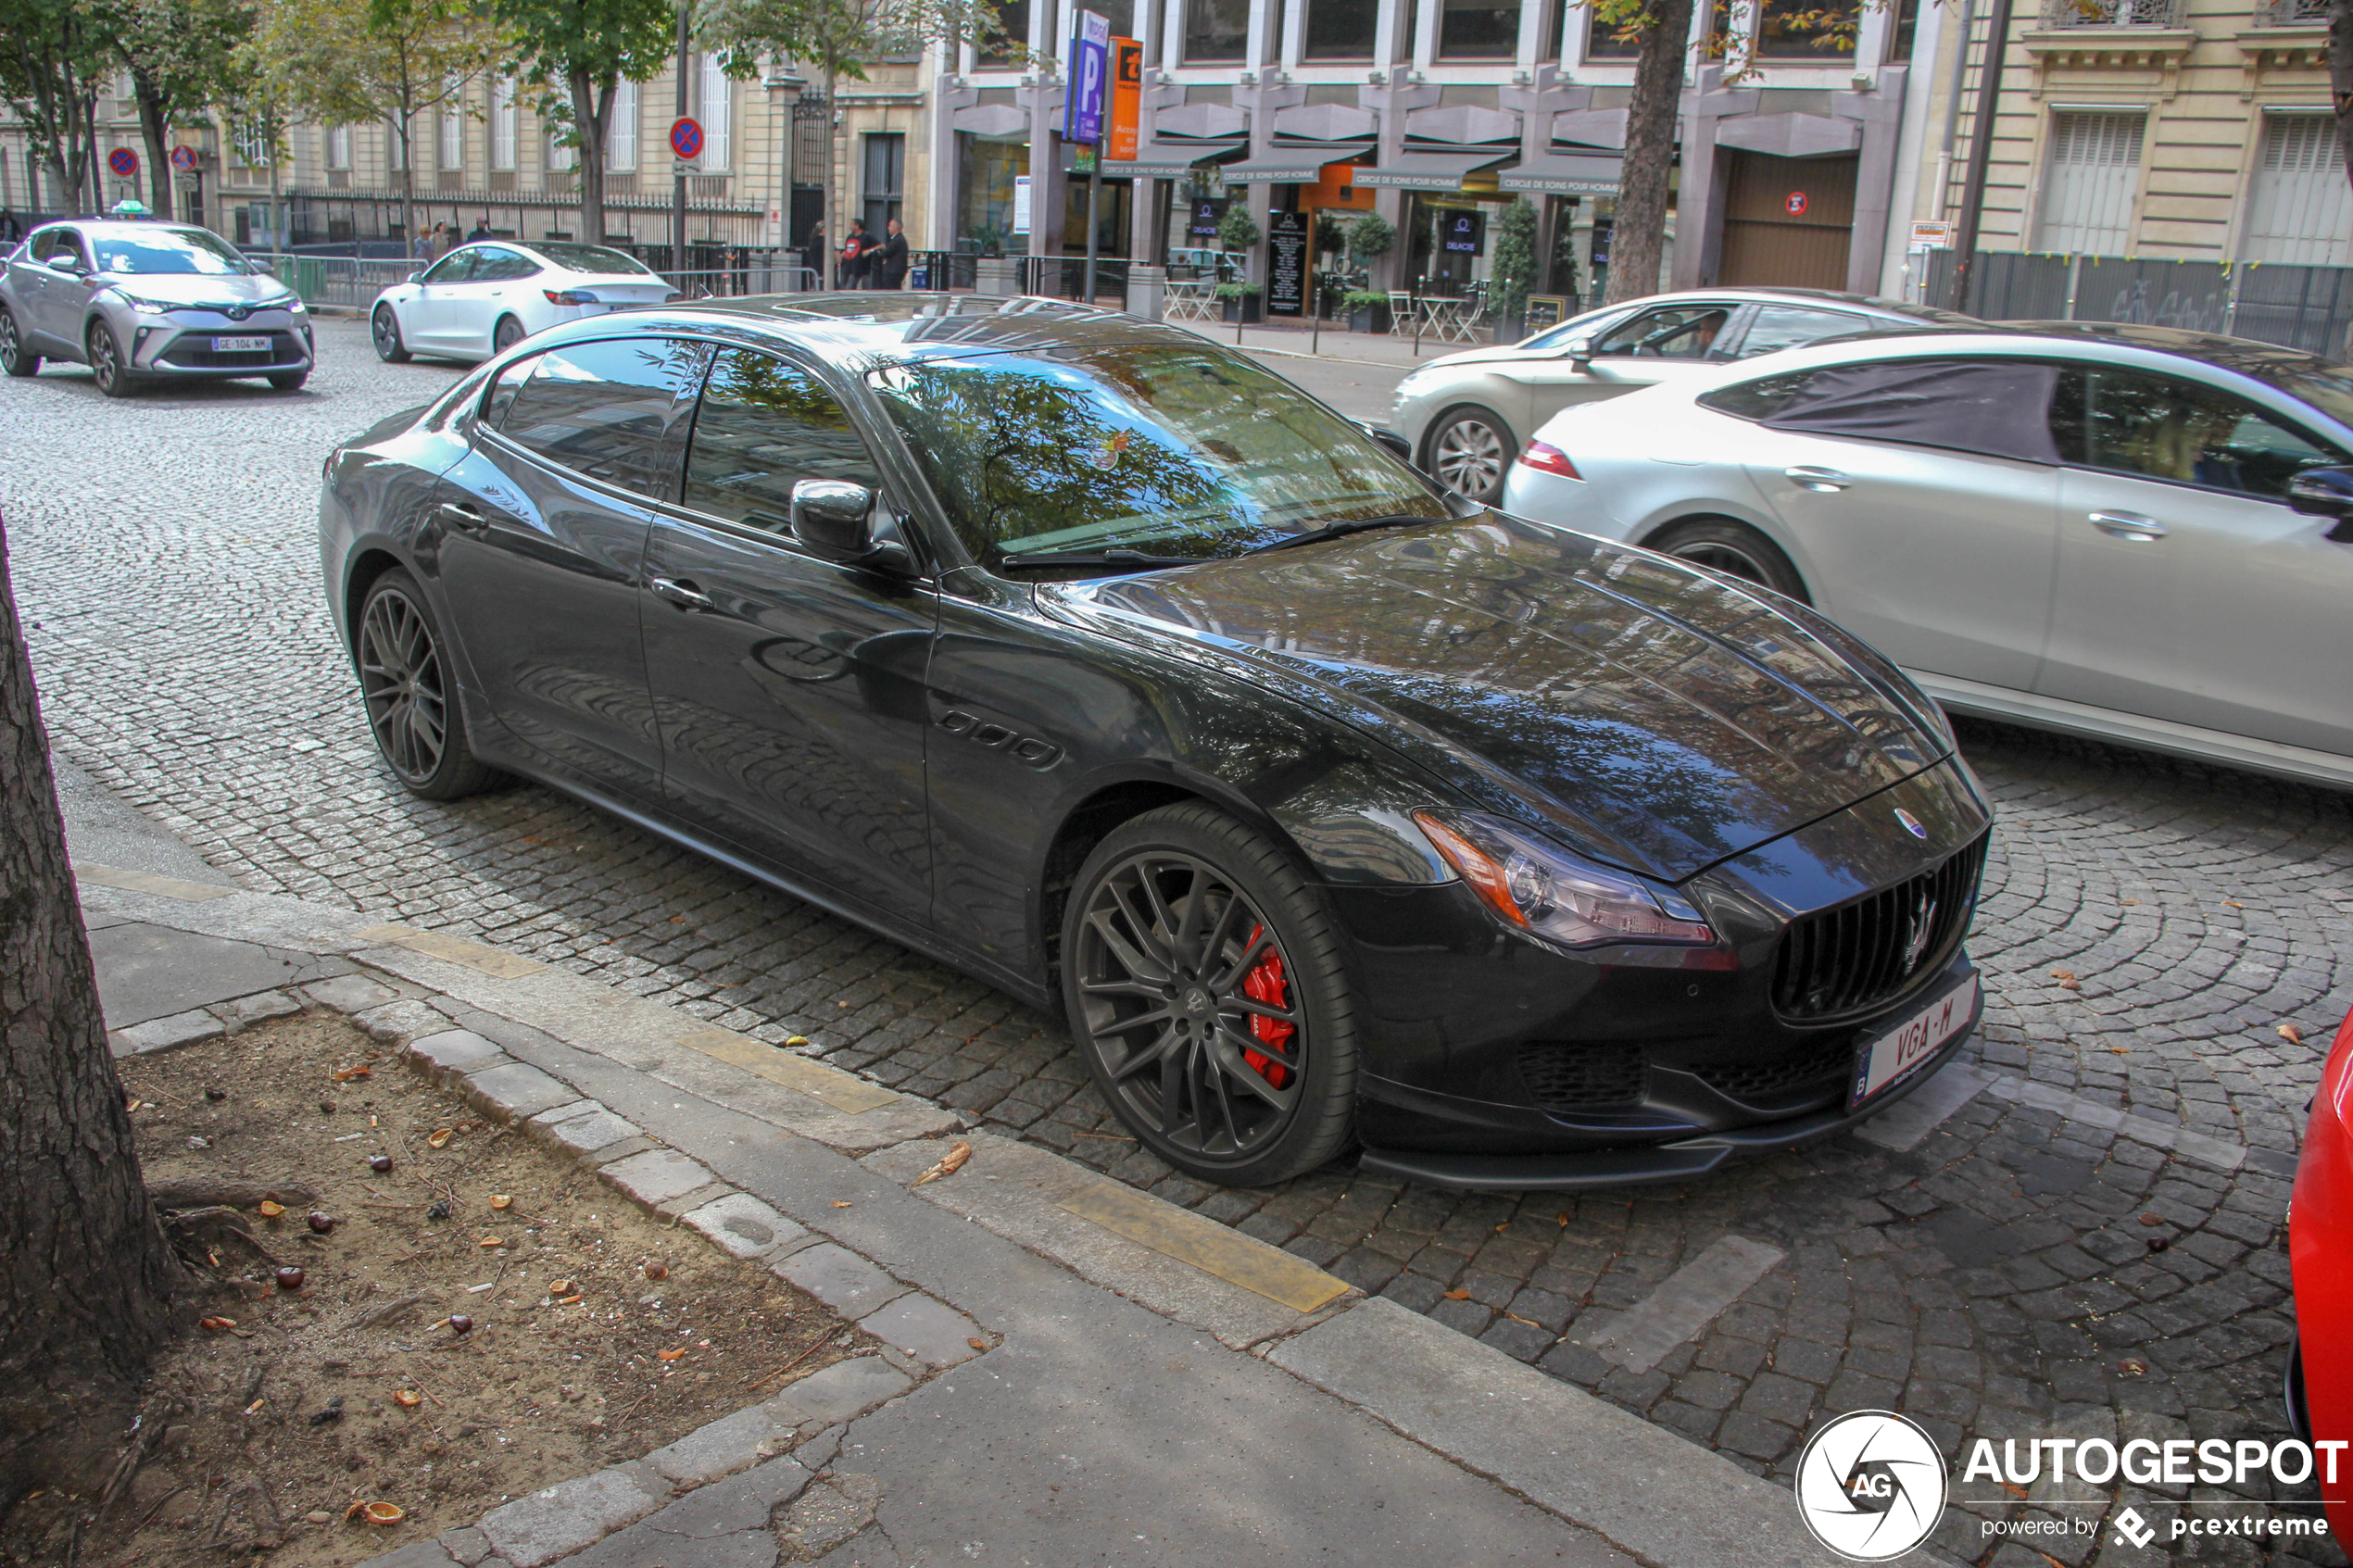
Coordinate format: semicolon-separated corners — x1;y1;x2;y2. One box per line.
469;217;491;242
0;211;20;246
801;222;825;289
838;219;868;288
875;218;909;290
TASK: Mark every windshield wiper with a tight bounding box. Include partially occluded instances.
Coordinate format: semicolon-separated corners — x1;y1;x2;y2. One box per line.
996;547;1200;571
1241;514;1444;557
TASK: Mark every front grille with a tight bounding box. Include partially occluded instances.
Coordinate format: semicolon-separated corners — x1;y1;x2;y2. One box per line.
1696;1035;1856;1102
1772;835;1986;1021
1519;1042;1647;1113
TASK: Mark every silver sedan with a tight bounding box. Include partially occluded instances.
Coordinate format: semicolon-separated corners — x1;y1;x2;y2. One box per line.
1499;322;2353;790
1385;287;1974;504
0;220;314;396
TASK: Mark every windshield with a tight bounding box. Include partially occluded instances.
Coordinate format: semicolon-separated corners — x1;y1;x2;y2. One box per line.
531;242;655;275
867;345;1443;569
88;229;253;276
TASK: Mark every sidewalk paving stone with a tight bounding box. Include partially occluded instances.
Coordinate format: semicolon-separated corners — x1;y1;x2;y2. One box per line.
107;1007;223;1058
600;1148;719;1209
474;1462;672;1568
854;1293;982;1370
682;1191;809;1260
774;1244;908;1319
465;1060;583;1122
762;1356;912;1427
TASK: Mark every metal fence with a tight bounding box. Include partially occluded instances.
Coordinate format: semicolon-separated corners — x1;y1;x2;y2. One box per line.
1920;249;2353;357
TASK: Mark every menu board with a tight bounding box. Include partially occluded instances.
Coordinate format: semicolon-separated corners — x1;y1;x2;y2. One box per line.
1523;294;1569;333
1267;210;1308;317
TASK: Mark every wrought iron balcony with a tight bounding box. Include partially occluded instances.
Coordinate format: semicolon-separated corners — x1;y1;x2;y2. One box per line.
2039;0;2185;27
2256;0;2330;25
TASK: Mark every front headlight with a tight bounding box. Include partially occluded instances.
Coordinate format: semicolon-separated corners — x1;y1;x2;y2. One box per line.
1414;810;1715;948
122;295;171;315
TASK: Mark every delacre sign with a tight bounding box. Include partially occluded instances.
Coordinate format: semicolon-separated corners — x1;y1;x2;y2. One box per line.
1267;210;1308;317
1063;10;1111;145
1441;210;1485;256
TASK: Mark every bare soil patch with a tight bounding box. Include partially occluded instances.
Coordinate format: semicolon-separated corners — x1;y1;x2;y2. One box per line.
2;1011;864;1568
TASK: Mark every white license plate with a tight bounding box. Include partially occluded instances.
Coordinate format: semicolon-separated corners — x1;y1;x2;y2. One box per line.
213;335;271;352
1850;973;1979;1108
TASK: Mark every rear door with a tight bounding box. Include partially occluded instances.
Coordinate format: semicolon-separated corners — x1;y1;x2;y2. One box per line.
1730;355;2065;688
2037;363;2353;755
462;247;545;354
1515;300;1747;430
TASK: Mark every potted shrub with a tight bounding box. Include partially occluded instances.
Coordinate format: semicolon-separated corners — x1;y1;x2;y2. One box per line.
1215;281;1265;324
1490;197;1537;342
1343;289;1390;334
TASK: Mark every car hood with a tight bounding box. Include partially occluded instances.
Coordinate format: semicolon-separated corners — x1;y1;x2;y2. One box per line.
1045;514;1955;882
99;270;292;306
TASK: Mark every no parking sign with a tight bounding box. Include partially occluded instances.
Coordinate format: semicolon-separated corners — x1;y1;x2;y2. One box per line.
107;147;139;178
170;145;198;171
669;117;703;162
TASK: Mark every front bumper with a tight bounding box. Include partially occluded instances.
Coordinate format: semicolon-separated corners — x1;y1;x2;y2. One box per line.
128;312;313;376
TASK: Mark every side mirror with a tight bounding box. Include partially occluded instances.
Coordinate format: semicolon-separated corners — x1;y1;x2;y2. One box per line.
789;479;914;571
1564;334;1594;370
1364;425;1415;463
407;270;422;283
2288;466;2353;542
46;254;84;276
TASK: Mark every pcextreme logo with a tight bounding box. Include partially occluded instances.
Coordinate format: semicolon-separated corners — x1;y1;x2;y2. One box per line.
1794;1411;1949;1561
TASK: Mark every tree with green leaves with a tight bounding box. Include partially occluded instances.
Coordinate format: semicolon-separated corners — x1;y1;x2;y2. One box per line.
499;0;675;249
0;0;111;215
695;0;1012;285
1491;195;1535;329
252;0;501;252
109;0;258;220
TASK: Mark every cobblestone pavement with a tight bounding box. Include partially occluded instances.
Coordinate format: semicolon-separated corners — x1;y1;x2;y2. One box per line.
9;317;2353;1565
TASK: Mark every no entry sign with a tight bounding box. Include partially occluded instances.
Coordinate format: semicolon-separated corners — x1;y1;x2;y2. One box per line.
670;118;703;162
107;147;139;178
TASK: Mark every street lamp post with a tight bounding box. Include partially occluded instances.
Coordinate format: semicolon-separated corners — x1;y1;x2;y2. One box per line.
673;0;692;277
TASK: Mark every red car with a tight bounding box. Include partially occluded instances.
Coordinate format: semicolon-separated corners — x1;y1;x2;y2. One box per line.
2287;997;2353;1538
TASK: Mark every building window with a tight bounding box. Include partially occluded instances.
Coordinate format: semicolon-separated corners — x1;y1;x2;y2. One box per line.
959;133;1025;248
439;95;462;169
1305;0;1379;56
1885;0;1921;61
387;119;407;169
548;130;575;172
1184;0;1249;61
2242;112;2351;265
980;0;1029;64
2033;110;2145;255
491;76;517;169
326;125;351;169
608;80;637;170
862;132;905;234
234;121;271;168
700;54;733;169
1583;6;1641;57
1755;0;1856;58
1440;0;1520;57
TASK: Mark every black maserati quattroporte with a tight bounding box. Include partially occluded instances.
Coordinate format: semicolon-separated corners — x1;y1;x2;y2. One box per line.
320;295;1991;1189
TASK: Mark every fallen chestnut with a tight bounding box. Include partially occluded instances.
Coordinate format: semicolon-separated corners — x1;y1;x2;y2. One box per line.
643;1261;668;1281
275;1266;306;1291
307;1211;335;1234
447;1314;473;1336
368;1155;393;1173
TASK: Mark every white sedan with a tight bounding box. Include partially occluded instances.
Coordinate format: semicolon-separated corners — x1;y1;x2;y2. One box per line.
371;240;677;363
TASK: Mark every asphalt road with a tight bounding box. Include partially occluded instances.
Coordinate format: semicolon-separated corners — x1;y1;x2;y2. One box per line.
7;311;2352;1566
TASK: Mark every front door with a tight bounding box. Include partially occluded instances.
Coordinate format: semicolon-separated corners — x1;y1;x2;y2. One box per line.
30;227;94;349
1717;151;1858;291
434;334;710;796
408;248;481;352
1510;299;1744;433
2037;364;2353;755
643;345;937;922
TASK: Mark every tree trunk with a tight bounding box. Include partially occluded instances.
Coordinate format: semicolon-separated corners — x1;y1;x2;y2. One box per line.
0;521;182;1513
133;76;173;220
571;68;613;248
1605;0;1696;305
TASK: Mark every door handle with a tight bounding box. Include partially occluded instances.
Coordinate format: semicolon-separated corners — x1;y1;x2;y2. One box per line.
1784;465;1851;492
648;576;715;612
434;500;489;533
2089;510;2167;541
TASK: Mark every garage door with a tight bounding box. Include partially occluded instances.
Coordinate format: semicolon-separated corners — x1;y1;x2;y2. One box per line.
1716;151;1858;291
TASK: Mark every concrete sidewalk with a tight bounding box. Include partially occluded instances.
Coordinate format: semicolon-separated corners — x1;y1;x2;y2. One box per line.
60;767;1940;1568
1168;315;1488;369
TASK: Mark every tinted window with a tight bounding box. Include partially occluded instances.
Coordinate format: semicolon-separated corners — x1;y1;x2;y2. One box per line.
1736;305;1869;359
484;352;537;429
683;350;880;534
86;228;250;275
472;247;540;282
496;337;709;498
423;250;479;284
1593;304;1733;359
532;242;654;275
32;229;87;267
2050;368;2347;498
1705;358;2064;464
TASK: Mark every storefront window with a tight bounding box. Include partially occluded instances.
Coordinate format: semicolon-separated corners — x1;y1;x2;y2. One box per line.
1184;0;1249;60
1755;0;1857;57
1304;0;1378;57
1440;0;1520;57
959;133;1025;249
1403;194;1498;294
1582;6;1640;57
1885;0;1920;61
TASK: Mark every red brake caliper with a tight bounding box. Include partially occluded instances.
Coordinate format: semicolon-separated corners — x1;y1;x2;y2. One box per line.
1239;922;1294;1088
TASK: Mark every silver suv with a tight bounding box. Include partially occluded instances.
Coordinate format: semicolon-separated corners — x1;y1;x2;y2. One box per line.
0;220;314;396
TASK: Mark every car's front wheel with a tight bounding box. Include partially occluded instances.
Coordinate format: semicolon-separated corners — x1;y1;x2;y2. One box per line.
492;315;526;354
1646;516;1810;604
355;570;503;800
371;304;411;362
1062;803;1358;1187
269;369;309;391
87;322;136;398
0;309;41;377
1426;404;1516;504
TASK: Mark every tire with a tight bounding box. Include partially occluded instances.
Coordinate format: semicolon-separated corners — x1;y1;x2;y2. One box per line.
492;315;526;354
87;321;136;398
371;304;411;363
1061;802;1358;1187
0;309;40;377
355;569;503;800
1424;404;1516;504
1645;516;1810;604
269;369;309;391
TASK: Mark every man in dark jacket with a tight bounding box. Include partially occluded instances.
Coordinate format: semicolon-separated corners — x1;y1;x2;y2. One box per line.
801;222;824;288
874;218;909;289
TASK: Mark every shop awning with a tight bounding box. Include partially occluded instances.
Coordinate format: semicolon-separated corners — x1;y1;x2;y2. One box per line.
1499;153;1623;196
1353;151;1515;191
1218;153;1350;183
1102;139;1245;179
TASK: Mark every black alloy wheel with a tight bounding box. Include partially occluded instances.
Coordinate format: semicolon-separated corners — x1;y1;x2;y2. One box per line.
0;310;39;377
1646;516;1810;604
1063;804;1356;1186
88;322;135;398
371;305;410;362
493;315;525;353
1427;405;1515;504
356;571;500;799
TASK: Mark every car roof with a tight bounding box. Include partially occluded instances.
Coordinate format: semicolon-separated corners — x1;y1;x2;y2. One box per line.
1628;286;1975;324
556;293;1211;365
1781;318;2352;379
47;220;224;243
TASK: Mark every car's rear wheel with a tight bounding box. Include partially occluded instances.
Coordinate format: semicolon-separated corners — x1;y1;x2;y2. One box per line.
356;570;502;800
1646;516;1810;604
371;304;411;362
0;309;40;377
1426;404;1516;504
492;315;525;354
1062;803;1357;1187
87;322;136;398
